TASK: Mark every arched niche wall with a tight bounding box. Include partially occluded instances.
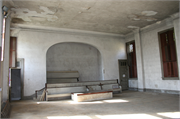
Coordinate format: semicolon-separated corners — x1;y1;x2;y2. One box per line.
46;42;103;81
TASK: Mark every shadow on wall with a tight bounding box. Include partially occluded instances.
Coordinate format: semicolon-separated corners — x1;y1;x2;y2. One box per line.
46;42;103;81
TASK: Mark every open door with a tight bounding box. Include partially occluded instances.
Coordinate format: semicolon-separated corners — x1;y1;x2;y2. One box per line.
119;60;128;90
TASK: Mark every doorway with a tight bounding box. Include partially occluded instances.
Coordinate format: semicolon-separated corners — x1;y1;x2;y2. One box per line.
10;68;21;101
119;60;128;90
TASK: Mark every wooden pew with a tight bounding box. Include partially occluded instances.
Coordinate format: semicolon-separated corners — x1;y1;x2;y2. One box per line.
45;79;122;101
47;71;79;83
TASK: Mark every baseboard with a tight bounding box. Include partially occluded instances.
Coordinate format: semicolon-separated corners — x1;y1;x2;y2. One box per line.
129;88;179;95
128;87;180;94
22;94;34;100
128;88;138;91
144;88;180;95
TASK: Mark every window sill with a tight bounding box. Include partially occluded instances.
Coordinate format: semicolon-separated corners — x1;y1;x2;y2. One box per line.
129;78;137;80
162;77;179;80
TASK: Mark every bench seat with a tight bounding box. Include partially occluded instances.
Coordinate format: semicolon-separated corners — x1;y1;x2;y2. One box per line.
71;90;113;102
46;94;71;101
44;79;121;101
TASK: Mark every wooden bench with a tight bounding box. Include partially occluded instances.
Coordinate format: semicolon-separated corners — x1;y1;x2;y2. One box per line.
71;90;113;102
35;71;121;101
46;86;86;101
47;71;79;83
42;79;122;101
1;100;10;118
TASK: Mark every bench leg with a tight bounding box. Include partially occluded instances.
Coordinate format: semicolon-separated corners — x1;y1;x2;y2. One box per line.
46;92;48;101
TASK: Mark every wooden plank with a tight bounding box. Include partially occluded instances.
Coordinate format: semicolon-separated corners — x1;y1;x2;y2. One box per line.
72;91;113;102
47;94;71;98
47;86;87;95
47;71;79;73
1;100;10;118
76;91;113;96
47;80;118;88
47;78;78;83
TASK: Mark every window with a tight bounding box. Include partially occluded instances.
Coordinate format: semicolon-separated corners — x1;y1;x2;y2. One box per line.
159;29;178;78
126;41;137;78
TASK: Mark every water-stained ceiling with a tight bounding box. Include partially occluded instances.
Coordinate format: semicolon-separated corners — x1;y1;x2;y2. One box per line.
3;0;179;35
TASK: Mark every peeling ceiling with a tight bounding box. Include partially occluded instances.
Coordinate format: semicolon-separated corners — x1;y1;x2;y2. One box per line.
3;0;179;35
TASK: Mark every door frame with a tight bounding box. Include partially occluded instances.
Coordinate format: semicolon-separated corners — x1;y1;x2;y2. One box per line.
16;58;24;99
118;59;129;90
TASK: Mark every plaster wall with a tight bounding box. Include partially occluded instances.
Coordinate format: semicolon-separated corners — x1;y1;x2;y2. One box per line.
47;42;102;81
141;19;180;91
125;17;180;91
17;30;126;96
173;18;180;85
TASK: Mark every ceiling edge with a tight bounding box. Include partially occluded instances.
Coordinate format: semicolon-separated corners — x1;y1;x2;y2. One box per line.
10;24;125;38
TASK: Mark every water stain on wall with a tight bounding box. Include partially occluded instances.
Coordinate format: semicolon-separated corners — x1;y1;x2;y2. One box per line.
128;11;158;22
12;18;25;24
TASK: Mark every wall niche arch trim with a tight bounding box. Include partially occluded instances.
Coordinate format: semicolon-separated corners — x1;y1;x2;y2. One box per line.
46;42;103;82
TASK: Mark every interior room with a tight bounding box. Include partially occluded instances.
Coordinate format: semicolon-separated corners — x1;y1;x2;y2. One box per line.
0;0;179;118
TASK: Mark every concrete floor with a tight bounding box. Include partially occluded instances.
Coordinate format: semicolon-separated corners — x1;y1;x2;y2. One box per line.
10;91;180;119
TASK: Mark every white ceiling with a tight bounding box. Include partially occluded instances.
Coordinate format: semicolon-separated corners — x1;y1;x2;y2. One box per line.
3;0;179;35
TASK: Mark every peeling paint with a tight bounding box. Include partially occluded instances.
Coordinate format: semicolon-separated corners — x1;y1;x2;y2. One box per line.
12;18;25;23
11;7;59;22
57;8;64;12
6;0;178;35
128;13;157;22
156;21;161;24
146;17;157;21
39;6;55;15
127;26;139;29
47;16;59;22
31;17;46;22
87;7;91;10
10;29;20;37
143;25;150;29
23;11;28;14
133;18;140;21
141;11;157;16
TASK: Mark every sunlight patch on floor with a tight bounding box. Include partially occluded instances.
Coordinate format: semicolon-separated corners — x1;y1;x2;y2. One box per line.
68;99;129;104
157;112;180;118
96;114;162;119
47;116;92;119
68;101;103;104
103;99;129;103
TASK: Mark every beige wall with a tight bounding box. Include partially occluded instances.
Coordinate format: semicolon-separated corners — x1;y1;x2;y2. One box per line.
125;14;180;92
16;29;126;96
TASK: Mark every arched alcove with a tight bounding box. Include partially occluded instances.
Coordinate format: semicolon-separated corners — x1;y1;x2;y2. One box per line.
46;42;103;81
